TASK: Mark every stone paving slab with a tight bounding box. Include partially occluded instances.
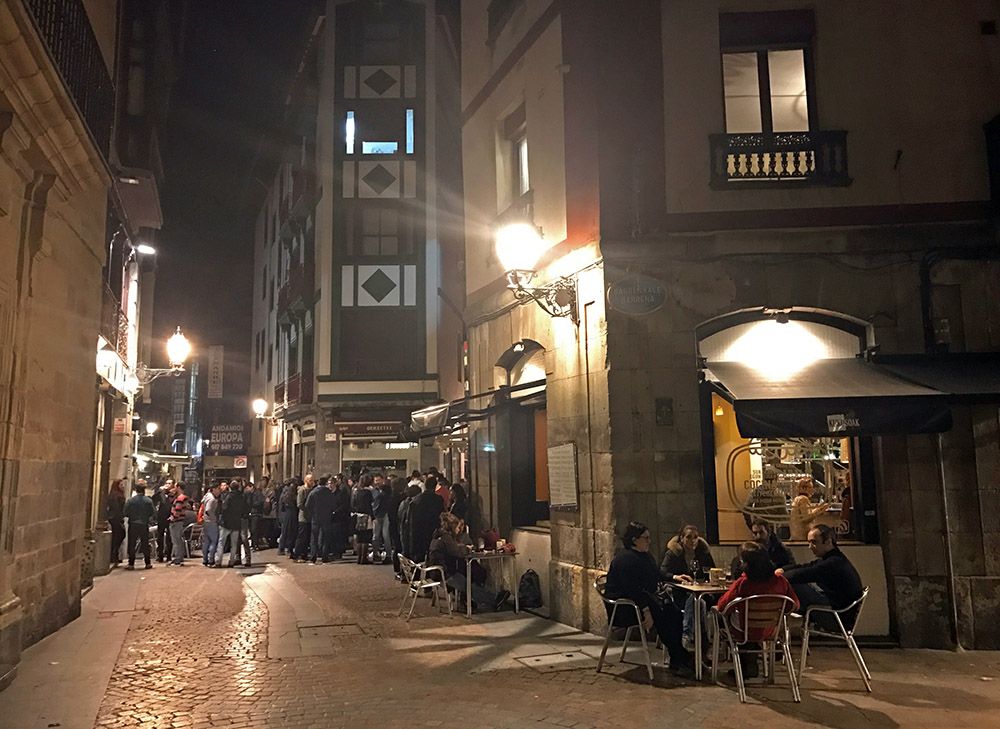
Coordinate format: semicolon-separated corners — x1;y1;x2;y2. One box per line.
1;553;999;729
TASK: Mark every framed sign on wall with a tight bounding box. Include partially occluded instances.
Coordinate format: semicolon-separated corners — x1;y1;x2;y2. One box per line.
548;442;579;510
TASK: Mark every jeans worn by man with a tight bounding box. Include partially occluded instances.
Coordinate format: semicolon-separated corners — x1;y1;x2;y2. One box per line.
168;520;187;565
201;522;220;566
238;518;253;566
215;527;241;567
372;514;391;560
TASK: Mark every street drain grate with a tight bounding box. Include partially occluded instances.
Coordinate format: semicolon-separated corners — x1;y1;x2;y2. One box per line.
515;651;596;673
297;623;364;638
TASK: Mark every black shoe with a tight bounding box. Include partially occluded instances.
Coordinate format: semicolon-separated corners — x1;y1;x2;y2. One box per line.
494;589;511;612
144;563;152;570
125;564;134;571
728;660;760;680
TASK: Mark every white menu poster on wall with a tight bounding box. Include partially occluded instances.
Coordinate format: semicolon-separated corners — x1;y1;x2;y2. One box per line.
548;442;579;509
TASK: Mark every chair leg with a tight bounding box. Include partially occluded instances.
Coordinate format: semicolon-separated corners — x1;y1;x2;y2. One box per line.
620;627;633;663
406;589;419;621
597;628;613;674
847;635;873;692
398;587;409;617
782;640;802;703
710;630;721;684
732;647;748;704
637;622;654;682
798;623;811;680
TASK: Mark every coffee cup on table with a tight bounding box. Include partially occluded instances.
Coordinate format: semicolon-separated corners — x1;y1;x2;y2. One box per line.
709;568;725;586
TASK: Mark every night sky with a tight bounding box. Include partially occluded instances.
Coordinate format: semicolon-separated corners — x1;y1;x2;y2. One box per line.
153;1;315;404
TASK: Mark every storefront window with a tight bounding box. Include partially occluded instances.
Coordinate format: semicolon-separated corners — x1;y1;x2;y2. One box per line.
712;393;860;543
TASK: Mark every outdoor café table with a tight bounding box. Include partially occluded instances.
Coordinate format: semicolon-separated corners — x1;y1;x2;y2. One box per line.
463;550;520;618
666;580;728;680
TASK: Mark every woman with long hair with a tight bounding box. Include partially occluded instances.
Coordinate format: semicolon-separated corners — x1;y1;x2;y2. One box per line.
107;479;127;565
351;473;375;564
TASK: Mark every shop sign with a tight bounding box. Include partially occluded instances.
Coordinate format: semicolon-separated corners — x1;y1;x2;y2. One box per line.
112;416;129;434
233;455;248;469
334;421;401;437
827;412;861;433
606;274;666;316
208;423;250;454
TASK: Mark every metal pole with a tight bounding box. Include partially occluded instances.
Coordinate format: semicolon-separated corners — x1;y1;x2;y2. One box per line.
935;432;962;650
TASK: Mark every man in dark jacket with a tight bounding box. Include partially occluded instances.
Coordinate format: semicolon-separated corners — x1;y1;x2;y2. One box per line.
330;475;352;560
123;483;155;570
778;524;863;631
407;476;445;563
731;518;794;579
153;480;175;562
305;474;336;563
216;486;248;567
397;484;420;560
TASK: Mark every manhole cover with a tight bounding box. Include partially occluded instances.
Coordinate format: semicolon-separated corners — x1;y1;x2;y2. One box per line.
298;624;363;638
515;652;596;673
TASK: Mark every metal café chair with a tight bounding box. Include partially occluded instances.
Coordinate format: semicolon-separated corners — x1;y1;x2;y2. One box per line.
398;555;452;621
594;575;655;682
710;594;801;704
793;587;872;692
184;523;203;558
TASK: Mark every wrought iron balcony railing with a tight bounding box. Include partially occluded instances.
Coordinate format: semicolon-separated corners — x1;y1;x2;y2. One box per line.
709;130;850;189
24;0;114;158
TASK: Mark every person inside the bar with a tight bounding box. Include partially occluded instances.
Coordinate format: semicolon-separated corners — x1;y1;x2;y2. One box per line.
777;524;863;632
789;476;830;541
605;521;693;674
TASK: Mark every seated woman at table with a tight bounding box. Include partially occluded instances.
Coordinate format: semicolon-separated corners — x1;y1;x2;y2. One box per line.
427;513;508;612
604;521;694;673
714;542;799;678
662;524;717;649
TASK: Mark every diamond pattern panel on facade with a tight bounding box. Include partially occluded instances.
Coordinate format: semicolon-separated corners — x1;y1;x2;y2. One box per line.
362;164;397;195
361;269;397;303
364;68;397;96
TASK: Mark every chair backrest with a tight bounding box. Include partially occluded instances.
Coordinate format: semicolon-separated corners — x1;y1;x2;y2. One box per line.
399;555;419;585
721;594;796;642
594;575;614;607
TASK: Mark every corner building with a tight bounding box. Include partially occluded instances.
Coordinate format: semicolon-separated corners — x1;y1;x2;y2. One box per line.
455;0;1000;648
250;0;463;481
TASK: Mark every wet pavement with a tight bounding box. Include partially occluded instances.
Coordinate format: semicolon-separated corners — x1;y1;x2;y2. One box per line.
2;551;999;728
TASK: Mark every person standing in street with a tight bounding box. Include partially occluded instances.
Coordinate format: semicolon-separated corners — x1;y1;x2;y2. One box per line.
107;479;126;566
216;481;246;567
387;476;406;575
200;483;222;567
305;474;336;563
277;477;300;556
123;483;155;570
153;479;175;562
371;473;392;563
407;475;445;563
168;482;194;566
294;473;315;562
330;475;352;561
238;481;254;566
351;474;375;564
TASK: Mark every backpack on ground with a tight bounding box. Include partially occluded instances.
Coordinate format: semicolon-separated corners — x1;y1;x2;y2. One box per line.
517;568;543;609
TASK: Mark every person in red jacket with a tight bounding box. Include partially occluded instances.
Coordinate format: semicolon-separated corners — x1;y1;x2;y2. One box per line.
715;542;798;678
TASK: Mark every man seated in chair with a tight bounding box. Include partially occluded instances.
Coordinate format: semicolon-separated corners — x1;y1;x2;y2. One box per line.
604;521;694;675
776;524;862;633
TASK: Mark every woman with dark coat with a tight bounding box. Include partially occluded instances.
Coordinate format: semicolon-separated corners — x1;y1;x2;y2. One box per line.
387;477;407;575
351;474;375;564
448;481;468;521
604;521;693;673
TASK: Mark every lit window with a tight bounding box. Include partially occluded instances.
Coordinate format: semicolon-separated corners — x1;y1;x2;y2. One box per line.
405;109;414;154
345;111;355;154
362;141;398;154
515;134;529;195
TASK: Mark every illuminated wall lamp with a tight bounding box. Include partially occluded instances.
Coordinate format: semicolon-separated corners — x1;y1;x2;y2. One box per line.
495;223;578;323
252;398;279;425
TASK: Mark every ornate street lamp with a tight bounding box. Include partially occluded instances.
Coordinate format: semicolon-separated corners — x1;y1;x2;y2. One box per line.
495;223;577;322
252;398;279;425
134;326;191;388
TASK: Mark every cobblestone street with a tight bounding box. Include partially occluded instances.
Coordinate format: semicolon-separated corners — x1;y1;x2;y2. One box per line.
3;553;999;729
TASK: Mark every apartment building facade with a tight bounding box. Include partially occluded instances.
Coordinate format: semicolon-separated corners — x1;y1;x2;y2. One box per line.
452;0;1000;648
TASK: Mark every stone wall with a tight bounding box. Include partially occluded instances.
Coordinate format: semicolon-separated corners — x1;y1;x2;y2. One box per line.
0;0;110;685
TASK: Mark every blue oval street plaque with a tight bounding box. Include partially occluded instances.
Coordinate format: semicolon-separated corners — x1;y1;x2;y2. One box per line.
606;274;666;316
